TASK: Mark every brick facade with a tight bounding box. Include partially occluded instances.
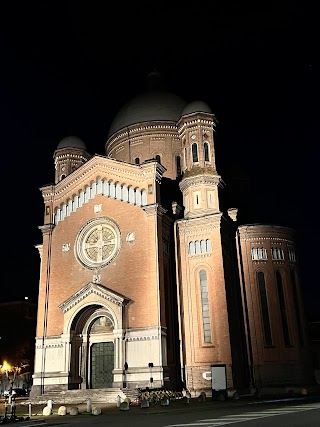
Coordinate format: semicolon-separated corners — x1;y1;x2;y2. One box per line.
31;74;314;398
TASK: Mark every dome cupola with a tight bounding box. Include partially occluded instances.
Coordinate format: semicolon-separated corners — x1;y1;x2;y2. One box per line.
54;135;91;184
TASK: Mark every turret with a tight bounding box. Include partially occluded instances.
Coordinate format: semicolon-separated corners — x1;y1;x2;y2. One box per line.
53;136;91;184
177;101;223;218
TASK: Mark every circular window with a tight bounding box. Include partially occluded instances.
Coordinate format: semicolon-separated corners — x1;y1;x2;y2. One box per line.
75;217;121;269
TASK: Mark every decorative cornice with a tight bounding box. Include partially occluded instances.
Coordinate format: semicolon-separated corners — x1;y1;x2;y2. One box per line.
107;122;179;147
35;244;43;259
127;335;159;342
177;214;222;236
239;236;295;245
177;115;216;131
179;173;221;191
142;203;168;217
38;224;55;236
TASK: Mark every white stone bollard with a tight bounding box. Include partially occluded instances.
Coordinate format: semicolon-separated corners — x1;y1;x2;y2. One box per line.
58;406;67;416
116;395;121;408
43;406;52;416
86;398;92;413
47;400;53;410
92;406;102;415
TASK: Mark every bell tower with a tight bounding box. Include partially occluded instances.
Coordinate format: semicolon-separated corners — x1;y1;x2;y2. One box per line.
53;135;91;184
175;101;238;394
177;102;223;218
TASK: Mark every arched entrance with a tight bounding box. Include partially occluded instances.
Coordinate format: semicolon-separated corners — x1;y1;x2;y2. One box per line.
69;305;116;389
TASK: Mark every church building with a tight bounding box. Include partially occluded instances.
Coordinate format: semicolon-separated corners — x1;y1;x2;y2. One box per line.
31;72;313;399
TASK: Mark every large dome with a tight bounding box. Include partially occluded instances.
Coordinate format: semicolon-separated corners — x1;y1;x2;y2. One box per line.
107;72;186;138
57;136;87;150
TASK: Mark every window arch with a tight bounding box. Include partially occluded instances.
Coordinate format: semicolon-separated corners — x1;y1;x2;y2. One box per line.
176;155;181;176
155;154;161;164
189;242;195;255
199;269;212;343
257;271;272;346
290;269;304;346
204;142;209;162
276;271;290;346
192;143;198;162
135;157;140;165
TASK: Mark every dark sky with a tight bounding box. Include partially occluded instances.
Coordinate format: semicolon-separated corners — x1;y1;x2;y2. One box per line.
1;1;318;319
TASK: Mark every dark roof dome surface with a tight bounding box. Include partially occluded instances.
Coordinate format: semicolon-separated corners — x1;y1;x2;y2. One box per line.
182;100;212;115
57;136;86;150
107;71;187;137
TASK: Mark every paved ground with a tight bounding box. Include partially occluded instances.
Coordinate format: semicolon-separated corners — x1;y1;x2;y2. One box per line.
1;389;320;425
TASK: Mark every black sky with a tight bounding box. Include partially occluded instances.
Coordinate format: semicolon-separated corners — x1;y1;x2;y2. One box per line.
1;1;318;319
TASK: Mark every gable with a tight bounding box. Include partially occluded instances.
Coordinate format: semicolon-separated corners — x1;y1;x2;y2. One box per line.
58;282;130;314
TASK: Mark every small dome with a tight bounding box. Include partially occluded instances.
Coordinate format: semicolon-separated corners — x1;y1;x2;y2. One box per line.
57;136;86;150
182;100;212;115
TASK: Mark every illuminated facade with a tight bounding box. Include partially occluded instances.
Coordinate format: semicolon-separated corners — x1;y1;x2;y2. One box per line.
31;72;313;399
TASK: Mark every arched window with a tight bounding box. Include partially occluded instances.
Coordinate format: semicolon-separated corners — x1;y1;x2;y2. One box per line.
176;155;181;176
135;188;142;206
128;186;135;204
276;271;290;346
192;143;198;162
204;142;209;162
109;182;115;198
257;271;272;346
135;157;140;165
115;182;122;200
199;269;211;343
155;154;161;163
189;242;195;255
122;184;128;202
141;188;147;206
290;269;304;346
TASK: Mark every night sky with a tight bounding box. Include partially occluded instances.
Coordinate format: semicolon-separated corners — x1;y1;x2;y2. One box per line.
1;2;318;320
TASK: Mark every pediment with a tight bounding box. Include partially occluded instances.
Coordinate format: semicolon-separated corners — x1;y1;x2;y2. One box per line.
59;282;130;314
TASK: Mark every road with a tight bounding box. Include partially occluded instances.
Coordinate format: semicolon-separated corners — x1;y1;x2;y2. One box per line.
25;396;320;427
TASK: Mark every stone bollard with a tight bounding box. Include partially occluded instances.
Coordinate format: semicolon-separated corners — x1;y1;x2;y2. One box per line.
116;395;121;408
58;406;67;416
140;399;149;408
161;398;169;406
47;400;53;411
86;398;92;413
92;406;102;415
120;401;129;411
69;407;79;416
43;406;52;416
198;391;206;402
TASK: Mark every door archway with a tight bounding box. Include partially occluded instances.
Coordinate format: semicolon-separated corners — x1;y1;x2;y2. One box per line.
69;305;116;389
